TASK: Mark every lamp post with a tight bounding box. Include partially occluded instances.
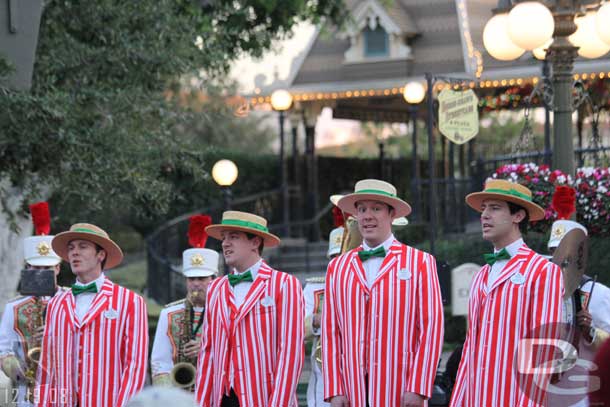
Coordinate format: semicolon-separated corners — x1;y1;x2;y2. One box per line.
483;0;610;175
271;89;293;237
403;81;426;222
212;159;238;211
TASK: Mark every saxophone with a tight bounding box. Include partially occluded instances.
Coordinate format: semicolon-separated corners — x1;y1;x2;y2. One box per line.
170;292;198;389
25;297;44;402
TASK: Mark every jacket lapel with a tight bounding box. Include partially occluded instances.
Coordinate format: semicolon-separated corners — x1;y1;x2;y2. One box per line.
486;244;533;293
234;262;272;326
79;278;112;328
371;240;400;290
351;250;370;294
218;278;234;334
62;290;78;329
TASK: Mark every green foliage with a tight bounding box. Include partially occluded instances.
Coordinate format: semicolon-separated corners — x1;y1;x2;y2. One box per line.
172;84;276;155
476;112;531;158
0;0;346;230
0;54;14;82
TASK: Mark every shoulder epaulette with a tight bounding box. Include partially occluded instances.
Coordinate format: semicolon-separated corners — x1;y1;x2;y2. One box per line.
164;298;186;308
306;276;326;284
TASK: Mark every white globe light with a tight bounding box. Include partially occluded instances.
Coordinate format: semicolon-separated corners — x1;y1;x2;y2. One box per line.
212;159;238;187
508;2;555;51
569;11;610;59
403;82;426;104
532;39;552;60
270;89;293;111
483;13;525;61
596;3;610;45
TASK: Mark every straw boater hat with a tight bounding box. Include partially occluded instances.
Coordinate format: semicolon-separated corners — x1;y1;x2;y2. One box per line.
183;215;219;277
465;179;545;221
206;211;280;248
331;193;409;226
336;179;411;219
24;202;61;267
52;223;124;270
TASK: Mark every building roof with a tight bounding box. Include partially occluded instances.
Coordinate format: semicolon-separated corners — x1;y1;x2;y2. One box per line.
282;0;610;94
291;0;465;92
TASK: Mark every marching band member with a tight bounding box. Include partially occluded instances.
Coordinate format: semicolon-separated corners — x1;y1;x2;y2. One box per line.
323;179;444;407
0;203;64;406
546;186;610;406
151;215;218;389
195;211;304;407
36;223;148;407
304;207;345;407
450;179;564;407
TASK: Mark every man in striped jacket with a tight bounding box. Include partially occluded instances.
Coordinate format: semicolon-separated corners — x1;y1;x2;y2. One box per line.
195;211;304;407
36;223;148;407
322;179;444;407
450;179;564;407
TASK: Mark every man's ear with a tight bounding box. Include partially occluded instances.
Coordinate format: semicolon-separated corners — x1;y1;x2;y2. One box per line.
513;208;526;224
97;249;107;263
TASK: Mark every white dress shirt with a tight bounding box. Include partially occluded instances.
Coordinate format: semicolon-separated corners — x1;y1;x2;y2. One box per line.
229;259;261;387
361;234;395;288
488;238;523;287
231;259;261;308
73;273;106;321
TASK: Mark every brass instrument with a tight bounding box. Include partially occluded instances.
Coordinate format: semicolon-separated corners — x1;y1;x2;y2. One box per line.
340;216;362;254
170;291;199;390
25;297;44;402
551;228;588;299
315;218;362;366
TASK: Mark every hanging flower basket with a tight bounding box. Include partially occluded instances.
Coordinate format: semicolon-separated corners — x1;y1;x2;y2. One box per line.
490;163;610;236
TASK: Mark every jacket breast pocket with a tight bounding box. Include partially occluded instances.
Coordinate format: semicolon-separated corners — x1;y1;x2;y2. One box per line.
255;304;275;315
256;295;276;314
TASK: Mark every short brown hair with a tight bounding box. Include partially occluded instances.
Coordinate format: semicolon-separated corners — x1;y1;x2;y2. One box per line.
245;233;264;255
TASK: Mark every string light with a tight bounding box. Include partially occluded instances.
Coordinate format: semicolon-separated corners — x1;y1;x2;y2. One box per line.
248;72;607;105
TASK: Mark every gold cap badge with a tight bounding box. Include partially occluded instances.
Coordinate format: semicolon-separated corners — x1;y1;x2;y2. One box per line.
552;224;566;241
37;241;51;256
190;254;205;267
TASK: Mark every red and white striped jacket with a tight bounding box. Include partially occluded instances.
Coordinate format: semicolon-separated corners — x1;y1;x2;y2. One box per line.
195;261;304;407
36;278;148;407
322;240;444;406
450;244;564;407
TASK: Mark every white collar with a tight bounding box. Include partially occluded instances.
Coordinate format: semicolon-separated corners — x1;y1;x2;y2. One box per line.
496;238;524;258
362;234;395;252
74;273;105;291
233;259;262;280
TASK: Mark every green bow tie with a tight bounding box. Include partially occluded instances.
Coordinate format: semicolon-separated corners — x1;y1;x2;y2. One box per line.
358;246;386;262
228;270;253;287
483;248;511;266
71;282;98;296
